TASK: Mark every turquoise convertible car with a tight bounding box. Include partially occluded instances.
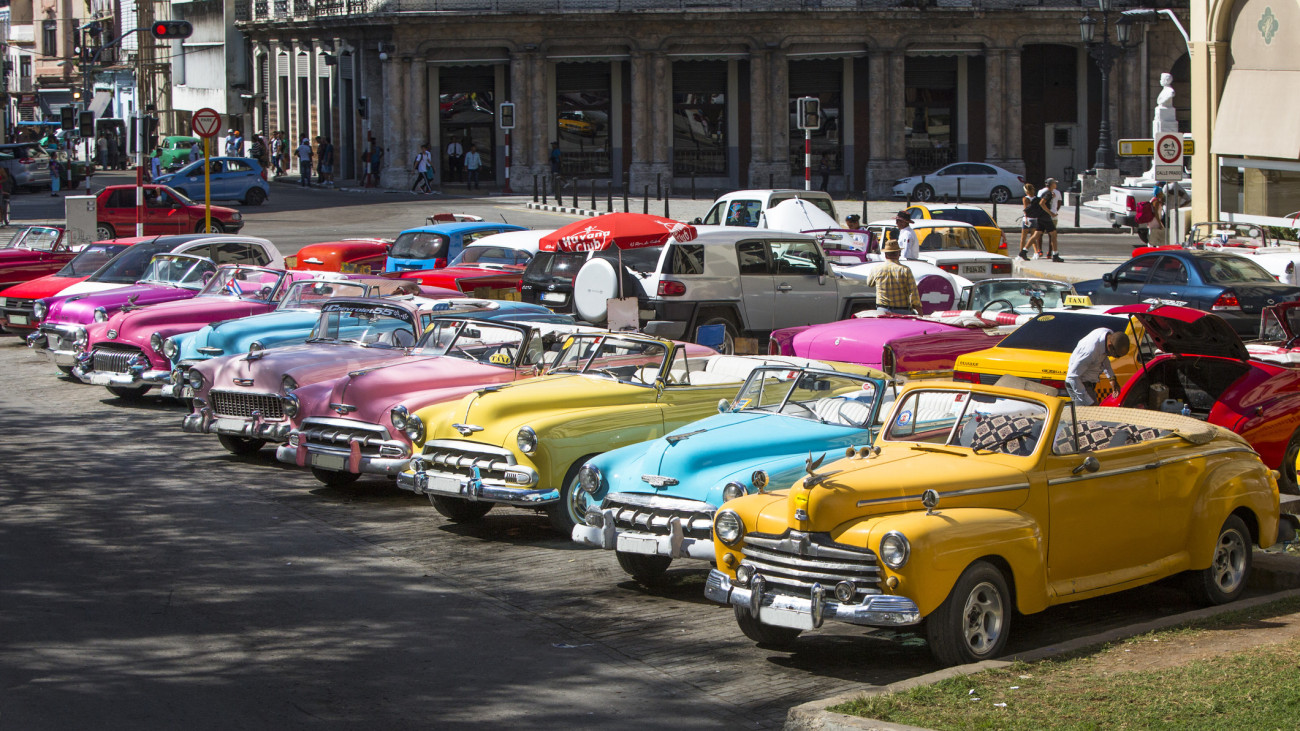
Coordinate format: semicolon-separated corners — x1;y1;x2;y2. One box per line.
570;362;889;585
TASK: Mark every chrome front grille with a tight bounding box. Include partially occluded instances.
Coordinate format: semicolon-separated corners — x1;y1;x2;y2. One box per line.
603;492;714;540
420;440;516;482
210;389;284;419
300;418;407;458
741;531;880;599
0;298;34;320
92;343;143;374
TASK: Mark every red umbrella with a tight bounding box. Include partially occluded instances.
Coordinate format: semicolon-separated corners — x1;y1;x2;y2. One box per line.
538;212;697;252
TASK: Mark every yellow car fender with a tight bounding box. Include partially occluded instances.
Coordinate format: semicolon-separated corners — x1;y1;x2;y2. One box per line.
521;402;669;489
1185;456;1281;568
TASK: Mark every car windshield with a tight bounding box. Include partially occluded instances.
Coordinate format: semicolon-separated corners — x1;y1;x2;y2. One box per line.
997;313;1127;353
922;208;996;227
414;318;529;366
138;253;217;288
884;388;1048;456
277;280;371;310
88;243;173;284
5;226;62;251
728;367;880;427
310;301;418;347
450;245;532;269
966;280;1075;311
917;225;985;251
1194;255;1277;284
55;243;127;277
165;139;196;149
549;334;669;385
197;266;288;300
391;231;450;260
1189;223;1264;246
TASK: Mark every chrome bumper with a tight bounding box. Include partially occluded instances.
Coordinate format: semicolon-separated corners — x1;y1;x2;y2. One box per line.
704;569;921;630
27;330;77;366
397;469;559;506
160;383;194;399
181;408;293;441
571;510;715;560
75;368;171;388
275;441;411;476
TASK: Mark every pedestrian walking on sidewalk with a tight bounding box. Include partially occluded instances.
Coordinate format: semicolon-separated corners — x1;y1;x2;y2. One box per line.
1147;188;1167;246
1017;183;1042;260
270;133;285;177
412;143;435;194
319;137;335;187
296;136;313;187
464;144;482;190
1038;178;1064;262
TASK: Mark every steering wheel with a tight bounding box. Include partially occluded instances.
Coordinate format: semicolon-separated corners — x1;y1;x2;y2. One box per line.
976;426;1035;454
976;298;1017;319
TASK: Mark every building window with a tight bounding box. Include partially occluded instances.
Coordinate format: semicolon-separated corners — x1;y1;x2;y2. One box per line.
672;60;727;176
555;63;611;179
787;60;842;178
440;66;497;184
42;20;58;58
905;57;958;173
1218;158;1300;226
20;57;31;80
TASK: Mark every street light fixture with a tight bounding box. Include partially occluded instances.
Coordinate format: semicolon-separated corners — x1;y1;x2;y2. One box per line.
1080;0;1137;170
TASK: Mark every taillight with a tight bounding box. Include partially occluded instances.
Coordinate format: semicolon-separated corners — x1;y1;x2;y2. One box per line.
1039;378;1066;389
1125;196;1137;212
992;261;1012;274
952;371;980;384
435;257;447;269
19;157;33;164
881;346;895;376
767;339;781;355
1017;176;1025;183
658;280;686;296
260;169;267;181
998;234;1007;250
1212;290;1240;310
939;263;959;273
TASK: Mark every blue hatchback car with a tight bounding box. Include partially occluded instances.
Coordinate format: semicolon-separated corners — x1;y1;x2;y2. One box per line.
154;156;271;206
386;221;527;273
570;362;888;585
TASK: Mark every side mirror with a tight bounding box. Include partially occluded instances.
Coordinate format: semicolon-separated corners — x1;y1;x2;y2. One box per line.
1101;272;1115;287
1072;455;1101;475
717;398;730;413
691;217;703;225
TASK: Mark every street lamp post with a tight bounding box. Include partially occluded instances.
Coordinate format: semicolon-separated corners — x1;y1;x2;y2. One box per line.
1080;0;1136;170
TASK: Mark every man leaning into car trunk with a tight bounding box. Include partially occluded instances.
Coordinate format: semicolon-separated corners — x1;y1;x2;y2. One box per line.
1066;328;1130;405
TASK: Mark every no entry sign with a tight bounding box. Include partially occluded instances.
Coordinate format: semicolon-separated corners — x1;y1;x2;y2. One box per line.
191;108;222;138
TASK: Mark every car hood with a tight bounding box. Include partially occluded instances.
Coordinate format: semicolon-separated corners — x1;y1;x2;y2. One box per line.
196;342;414;398
42;283;194;327
52;280;125;297
888;329;1007;376
178;308;320;362
751;446;1030;534
590;411;874;507
794;318;960;367
1;273;84;300
1107;304;1248;361
434;373;646;438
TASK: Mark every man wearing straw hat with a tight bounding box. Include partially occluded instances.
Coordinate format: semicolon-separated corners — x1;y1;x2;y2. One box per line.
865;238;921;315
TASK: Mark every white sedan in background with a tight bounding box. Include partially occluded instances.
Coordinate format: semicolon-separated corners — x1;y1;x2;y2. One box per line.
861;218;1014;282
891;162;1026;203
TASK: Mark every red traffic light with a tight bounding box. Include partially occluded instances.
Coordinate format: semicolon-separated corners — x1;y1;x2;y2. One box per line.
151;20;193;39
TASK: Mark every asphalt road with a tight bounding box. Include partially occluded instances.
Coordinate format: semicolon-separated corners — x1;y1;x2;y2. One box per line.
0;335;1269;729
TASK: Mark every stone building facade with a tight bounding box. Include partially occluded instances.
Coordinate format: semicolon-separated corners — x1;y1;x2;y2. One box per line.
235;0;1188;197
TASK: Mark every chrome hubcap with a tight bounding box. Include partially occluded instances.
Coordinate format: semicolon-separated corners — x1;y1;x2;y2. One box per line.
1212;529;1248;593
962;580;1004;655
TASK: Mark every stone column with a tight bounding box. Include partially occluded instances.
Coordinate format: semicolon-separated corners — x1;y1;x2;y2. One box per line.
508;51;532;191
888;52;907;162
769;47;789;188
405;58;427;182
380;55;406;188
628;50;653;191
1002;48;1024;174
863;50;908;197
985;50;1005;163
530;52;547;175
651;53;673;191
748;49;769;166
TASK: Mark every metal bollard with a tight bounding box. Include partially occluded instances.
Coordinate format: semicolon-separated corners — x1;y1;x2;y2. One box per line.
664;195;670;218
956;178;962;202
623;182;629;213
607;182;613;213
533;175;538;203
1074;194;1081;229
861;196;867;222
691;172;696;200
590;179;596;211
572;184;578;210
992;199;998;221
769;173;774;189
542;176;548;205
656;174;662;201
643;185;649;214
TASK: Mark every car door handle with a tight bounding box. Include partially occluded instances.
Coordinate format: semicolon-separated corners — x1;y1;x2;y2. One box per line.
777;284;793;292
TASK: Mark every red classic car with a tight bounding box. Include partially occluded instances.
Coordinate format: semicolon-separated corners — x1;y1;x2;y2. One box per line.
0;226;69;291
1103;303;1300;493
94;185;244;240
286;238;391;275
390;231;549;298
0;238;131;334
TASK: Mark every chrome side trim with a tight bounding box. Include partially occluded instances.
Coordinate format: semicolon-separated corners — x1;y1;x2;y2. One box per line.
1046;446;1258;485
604;491;717;513
856;482;1029;508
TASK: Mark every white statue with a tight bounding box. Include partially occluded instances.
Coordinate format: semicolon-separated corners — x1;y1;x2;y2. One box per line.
1152;72;1178;138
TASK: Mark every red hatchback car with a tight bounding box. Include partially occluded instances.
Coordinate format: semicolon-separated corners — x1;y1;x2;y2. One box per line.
0;225;68;291
1103;303;1300;492
94;185;244;241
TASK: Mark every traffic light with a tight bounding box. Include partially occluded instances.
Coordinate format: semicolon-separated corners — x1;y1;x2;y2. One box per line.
60;106;75;130
79;111;95;138
796;97;821;131
151;20;193;39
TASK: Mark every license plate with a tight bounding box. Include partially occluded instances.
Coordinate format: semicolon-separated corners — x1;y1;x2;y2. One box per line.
759;602;816;630
9;315;27;325
311;453;347;471
86;373;115;385
616;534;660;555
962;264;988;274
541;292;566;304
426;475;465;496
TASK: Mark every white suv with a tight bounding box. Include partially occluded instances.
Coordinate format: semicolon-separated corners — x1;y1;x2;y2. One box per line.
695;189;838;228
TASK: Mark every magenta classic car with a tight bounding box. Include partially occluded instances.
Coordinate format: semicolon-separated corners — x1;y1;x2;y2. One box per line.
72;265;314;399
180;295;479;455
277;317;586;487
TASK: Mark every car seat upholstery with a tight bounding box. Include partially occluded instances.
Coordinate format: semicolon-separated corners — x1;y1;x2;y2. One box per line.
812;395;874;428
1053;420;1169;453
965;414;1043;455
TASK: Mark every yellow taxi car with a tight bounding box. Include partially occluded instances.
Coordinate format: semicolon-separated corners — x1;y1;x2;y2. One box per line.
904;203;1006;254
953;310;1145;401
705;378;1283;666
396;331;823;533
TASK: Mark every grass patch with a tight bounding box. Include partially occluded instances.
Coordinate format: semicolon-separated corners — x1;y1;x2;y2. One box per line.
830;595;1300;730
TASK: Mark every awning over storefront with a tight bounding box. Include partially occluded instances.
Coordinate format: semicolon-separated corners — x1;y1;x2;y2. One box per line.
37;89;74;118
1213;69;1300;158
89;90;113;119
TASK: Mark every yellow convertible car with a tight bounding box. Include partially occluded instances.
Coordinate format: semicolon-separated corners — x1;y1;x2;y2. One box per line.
397;331;824;532
705;377;1285;666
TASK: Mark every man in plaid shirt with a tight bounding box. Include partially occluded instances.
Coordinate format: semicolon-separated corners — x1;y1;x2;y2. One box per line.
865;238;921;315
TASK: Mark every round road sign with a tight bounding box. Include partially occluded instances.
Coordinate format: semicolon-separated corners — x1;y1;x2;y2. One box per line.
191;107;222;138
1156;133;1183;165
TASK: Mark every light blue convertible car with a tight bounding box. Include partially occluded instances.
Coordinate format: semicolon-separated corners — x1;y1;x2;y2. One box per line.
570;362;889;585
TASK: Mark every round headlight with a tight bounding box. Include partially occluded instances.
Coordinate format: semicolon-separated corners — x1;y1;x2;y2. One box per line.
150;332;164;354
583;507;605;529
390;405;410;431
93;307;108;323
517;426;537;454
232;212;243;222
578;464;601;494
752;470;769;490
722;481;745;502
187;369;204;390
714;510;744;546
734;562;754;587
33;301;47;321
73;328;88;347
880;531;911;569
280;374;298;395
403;413;424;442
281;393;299;418
162;338;179;360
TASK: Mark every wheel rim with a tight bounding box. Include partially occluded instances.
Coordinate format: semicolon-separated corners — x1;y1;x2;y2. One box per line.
962;580;1005;656
1282;437;1300;490
1212;528;1248;594
568;481;591;523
